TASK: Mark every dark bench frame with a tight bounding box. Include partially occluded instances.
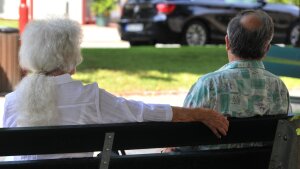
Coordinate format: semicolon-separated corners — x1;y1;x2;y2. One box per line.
0;115;298;169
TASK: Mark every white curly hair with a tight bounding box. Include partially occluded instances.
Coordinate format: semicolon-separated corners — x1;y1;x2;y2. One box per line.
16;18;82;127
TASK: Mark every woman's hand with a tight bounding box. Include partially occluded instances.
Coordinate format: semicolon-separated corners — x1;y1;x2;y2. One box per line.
197;108;229;138
171;107;229;138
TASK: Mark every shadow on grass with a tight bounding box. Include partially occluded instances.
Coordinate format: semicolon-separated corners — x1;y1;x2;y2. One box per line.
75;46;300;93
79;46;300;74
140;75;175;82
78;46;228;75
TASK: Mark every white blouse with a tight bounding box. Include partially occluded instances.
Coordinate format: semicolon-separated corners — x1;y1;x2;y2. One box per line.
3;74;172;160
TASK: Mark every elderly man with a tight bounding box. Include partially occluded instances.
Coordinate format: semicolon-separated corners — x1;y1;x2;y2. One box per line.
184;10;290;117
163;10;291;153
163;9;291;152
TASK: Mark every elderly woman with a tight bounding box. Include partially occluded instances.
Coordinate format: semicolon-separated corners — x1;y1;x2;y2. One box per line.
3;18;228;160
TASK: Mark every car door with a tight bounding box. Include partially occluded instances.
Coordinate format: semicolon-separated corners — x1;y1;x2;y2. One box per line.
262;4;298;44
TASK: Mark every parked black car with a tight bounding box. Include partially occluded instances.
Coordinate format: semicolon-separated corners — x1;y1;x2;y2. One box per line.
118;0;300;46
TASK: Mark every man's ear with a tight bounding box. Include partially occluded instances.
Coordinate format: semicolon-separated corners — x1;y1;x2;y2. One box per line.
225;35;230;51
265;43;270;52
261;43;271;60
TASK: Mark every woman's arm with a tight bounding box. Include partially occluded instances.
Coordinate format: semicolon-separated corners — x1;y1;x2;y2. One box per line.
172;106;229;138
99;89;228;137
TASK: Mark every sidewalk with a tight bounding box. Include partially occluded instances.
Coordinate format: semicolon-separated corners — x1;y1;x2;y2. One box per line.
80;25;129;48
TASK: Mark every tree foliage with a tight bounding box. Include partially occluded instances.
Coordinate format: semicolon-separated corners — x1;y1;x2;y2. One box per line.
91;0;117;16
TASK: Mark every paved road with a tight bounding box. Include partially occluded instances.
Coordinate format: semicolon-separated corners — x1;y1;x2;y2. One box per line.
81;25;129;48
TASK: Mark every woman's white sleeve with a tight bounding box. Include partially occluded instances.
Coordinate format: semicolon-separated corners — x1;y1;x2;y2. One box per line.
98;89;173;123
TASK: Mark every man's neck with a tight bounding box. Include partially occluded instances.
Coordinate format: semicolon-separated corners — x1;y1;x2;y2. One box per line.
228;53;242;62
227;53;262;62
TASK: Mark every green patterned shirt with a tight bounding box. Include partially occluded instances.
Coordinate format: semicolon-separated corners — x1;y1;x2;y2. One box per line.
184;60;290;117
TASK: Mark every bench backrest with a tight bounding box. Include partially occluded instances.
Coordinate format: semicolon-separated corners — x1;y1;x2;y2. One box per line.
0;115;297;169
0;115;285;155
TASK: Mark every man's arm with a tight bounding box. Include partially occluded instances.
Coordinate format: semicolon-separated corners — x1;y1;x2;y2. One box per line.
171;106;228;138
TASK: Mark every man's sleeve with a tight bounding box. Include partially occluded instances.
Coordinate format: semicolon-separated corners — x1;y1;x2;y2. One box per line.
183;78;212;109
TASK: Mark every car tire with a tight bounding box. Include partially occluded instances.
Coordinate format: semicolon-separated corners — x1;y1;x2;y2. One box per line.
289;23;300;47
129;41;154;46
183;21;208;46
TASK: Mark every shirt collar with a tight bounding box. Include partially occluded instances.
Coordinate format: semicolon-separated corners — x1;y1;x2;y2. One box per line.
219;60;265;71
53;74;73;85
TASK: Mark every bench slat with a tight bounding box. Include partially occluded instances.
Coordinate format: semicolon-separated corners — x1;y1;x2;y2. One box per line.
0;147;272;169
0;115;287;156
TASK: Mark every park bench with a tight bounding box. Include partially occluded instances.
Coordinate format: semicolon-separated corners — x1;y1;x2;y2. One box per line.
0;115;298;169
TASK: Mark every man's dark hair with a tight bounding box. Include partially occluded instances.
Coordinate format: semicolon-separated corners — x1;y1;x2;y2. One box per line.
227;10;274;59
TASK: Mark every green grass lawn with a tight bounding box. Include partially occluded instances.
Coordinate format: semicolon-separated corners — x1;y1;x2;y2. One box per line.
73;46;300;95
0;19;18;28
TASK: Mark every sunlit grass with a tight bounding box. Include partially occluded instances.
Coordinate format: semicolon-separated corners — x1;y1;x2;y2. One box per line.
280;77;300;89
74;69;201;94
73;46;300;95
265;57;300;66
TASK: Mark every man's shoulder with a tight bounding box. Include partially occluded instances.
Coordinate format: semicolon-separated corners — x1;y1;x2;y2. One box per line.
197;68;235;83
262;69;287;85
263;69;281;78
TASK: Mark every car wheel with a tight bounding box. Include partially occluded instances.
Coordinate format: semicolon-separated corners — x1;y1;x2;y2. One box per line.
183;22;208;46
129;41;154;46
289;23;300;47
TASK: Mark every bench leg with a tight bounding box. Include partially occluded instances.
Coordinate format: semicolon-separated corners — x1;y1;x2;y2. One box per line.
269;120;299;169
99;132;115;169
